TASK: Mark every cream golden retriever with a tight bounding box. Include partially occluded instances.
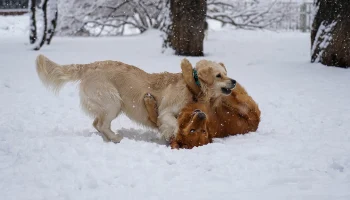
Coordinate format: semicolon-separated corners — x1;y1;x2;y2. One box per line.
35;55;236;143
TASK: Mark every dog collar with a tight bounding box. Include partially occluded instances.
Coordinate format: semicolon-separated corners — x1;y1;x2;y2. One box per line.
193;68;201;86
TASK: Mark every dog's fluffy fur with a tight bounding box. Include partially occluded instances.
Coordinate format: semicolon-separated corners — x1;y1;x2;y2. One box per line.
144;83;260;149
211;82;261;138
35;55;235;143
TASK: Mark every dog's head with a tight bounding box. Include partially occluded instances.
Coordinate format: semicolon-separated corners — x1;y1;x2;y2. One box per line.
191;60;236;97
171;109;212;149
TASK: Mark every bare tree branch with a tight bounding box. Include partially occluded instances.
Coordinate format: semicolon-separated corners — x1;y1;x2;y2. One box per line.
207;0;290;29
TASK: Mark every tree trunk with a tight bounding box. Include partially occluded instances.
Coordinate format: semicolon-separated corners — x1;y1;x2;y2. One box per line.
29;0;37;44
311;0;350;68
34;0;49;51
46;0;58;45
169;0;207;56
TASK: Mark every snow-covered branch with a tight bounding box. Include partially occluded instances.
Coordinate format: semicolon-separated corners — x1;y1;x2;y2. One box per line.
207;0;290;29
57;0;169;36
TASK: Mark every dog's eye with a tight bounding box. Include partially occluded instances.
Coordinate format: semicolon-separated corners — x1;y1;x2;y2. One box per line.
202;130;206;134
190;129;195;133
216;74;222;78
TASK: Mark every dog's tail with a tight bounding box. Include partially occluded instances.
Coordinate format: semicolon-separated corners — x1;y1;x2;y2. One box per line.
36;54;86;94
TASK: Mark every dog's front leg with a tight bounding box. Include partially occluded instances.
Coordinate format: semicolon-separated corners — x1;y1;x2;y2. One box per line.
158;110;178;142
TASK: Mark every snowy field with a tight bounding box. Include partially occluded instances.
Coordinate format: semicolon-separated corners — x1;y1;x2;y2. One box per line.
1;15;350;200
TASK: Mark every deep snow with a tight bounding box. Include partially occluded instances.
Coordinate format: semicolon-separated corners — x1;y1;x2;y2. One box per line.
1;16;350;200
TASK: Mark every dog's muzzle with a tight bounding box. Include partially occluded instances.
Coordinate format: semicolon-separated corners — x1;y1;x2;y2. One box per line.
230;79;236;88
192;109;206;120
221;79;236;95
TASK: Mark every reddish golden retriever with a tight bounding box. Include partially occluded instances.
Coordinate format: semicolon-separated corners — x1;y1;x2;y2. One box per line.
144;82;261;149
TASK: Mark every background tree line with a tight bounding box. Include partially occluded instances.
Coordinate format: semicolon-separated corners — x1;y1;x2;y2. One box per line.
26;0;349;68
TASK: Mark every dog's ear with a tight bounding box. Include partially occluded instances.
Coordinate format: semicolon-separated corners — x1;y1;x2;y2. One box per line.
181;59;201;95
197;67;214;85
219;62;227;72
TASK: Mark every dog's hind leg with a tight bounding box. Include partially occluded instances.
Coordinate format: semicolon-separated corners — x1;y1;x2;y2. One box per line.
90;104;123;143
93;117;110;142
80;78;123;143
98;108;123;143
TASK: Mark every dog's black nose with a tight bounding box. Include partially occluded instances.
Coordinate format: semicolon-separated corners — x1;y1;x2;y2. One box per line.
197;112;206;120
194;109;201;113
231;79;236;88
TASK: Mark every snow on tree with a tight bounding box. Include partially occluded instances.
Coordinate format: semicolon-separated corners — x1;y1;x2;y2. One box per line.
56;0;89;36
33;0;49;51
29;0;37;44
46;0;58;45
311;0;350;68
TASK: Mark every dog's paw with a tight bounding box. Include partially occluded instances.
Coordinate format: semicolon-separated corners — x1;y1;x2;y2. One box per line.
159;119;178;142
144;93;156;103
163;131;177;143
109;134;123;143
145;93;153;97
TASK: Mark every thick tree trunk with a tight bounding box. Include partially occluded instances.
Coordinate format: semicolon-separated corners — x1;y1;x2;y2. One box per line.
46;0;58;45
169;0;207;56
34;0;49;51
311;0;350;68
29;0;37;44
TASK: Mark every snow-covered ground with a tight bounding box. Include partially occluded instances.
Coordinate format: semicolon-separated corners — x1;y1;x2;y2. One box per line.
1;16;350;200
